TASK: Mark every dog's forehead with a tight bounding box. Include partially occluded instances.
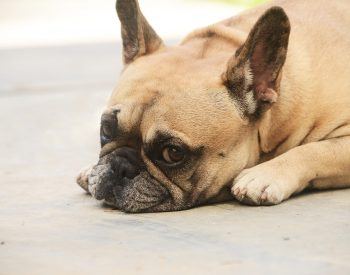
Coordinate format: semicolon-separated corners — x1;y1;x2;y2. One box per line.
109;45;231;100
142;89;244;144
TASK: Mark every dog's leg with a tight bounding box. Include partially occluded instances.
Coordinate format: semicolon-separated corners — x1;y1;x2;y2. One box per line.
232;137;350;205
76;165;94;193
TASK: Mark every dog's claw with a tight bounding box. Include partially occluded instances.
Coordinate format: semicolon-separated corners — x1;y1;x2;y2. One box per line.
233;187;248;201
260;191;268;202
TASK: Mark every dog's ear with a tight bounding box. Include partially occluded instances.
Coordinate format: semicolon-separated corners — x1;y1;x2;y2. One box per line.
224;6;290;118
116;0;164;64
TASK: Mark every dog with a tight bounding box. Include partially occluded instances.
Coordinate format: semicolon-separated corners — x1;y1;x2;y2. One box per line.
76;0;350;213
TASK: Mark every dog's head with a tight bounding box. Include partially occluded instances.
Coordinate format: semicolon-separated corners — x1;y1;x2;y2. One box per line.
88;0;290;212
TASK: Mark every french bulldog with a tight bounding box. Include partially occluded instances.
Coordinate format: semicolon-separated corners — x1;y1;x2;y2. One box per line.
77;0;350;212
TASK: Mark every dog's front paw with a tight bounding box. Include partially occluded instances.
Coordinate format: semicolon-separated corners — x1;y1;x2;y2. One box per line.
76;165;94;193
232;166;295;206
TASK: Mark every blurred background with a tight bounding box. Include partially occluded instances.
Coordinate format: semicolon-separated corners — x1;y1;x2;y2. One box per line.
0;0;267;93
0;0;265;49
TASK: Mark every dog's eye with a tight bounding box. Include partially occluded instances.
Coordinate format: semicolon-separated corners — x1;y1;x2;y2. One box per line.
100;121;117;146
162;146;185;164
101;123;114;138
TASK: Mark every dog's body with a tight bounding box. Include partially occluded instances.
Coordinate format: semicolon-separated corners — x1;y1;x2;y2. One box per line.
77;0;350;212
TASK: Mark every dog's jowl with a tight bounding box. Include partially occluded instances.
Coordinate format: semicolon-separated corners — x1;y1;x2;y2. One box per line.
77;0;350;212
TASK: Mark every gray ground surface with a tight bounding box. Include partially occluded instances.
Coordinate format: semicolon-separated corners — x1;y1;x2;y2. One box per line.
1;43;350;275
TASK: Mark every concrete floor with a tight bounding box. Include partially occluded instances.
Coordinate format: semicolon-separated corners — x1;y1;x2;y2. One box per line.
1;43;350;275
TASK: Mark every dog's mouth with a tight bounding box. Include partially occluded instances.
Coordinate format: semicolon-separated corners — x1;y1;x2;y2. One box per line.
87;147;174;213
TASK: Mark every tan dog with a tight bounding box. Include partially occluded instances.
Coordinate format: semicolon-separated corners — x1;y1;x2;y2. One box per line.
77;0;350;212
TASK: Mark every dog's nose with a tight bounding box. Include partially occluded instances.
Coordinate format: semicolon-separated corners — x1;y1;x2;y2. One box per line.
90;147;143;202
113;156;139;180
109;147;143;180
